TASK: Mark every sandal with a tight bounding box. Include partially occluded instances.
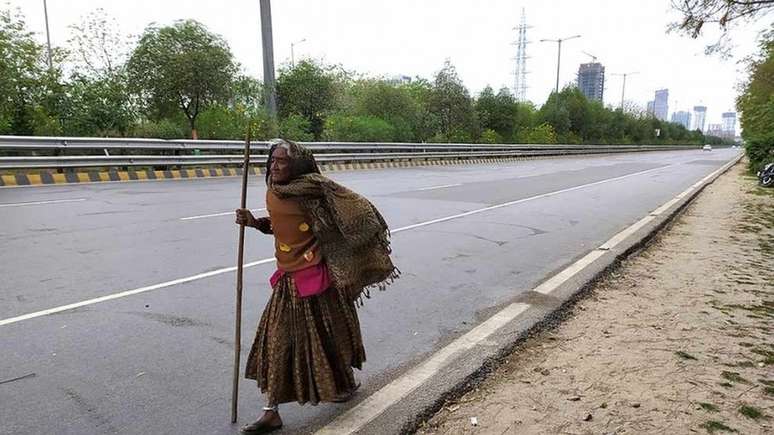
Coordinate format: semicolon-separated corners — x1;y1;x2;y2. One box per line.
332;382;361;403
240;420;282;435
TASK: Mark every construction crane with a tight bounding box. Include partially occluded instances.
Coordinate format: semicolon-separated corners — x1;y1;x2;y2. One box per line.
582;51;598;63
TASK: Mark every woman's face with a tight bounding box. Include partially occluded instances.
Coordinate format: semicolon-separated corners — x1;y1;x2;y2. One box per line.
270;146;292;184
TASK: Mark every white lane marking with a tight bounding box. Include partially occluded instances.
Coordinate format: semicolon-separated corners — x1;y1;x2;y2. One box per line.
392;164;673;233
180;208;266;221
0;258;276;327
0;198;87;208
414;183;462;191
315;303;531;435
316;153;742;434
0;162;687;327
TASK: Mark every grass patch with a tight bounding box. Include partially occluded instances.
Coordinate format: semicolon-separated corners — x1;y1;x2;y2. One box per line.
676;351;698;360
721;371;749;384
739;404;763;420
699;402;720;412
700;420;737;433
750;348;774;365
765;386;774;397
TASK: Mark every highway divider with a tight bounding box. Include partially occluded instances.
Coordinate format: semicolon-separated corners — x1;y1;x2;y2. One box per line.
0;136;701;187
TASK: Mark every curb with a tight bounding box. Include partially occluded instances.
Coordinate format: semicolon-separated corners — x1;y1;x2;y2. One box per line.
313;152;744;435
0;151;672;188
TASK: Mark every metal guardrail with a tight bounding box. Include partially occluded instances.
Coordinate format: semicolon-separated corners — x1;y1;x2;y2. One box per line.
0;136;700;170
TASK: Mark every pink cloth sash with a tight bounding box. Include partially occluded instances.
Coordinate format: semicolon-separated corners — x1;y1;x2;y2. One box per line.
270;263;331;298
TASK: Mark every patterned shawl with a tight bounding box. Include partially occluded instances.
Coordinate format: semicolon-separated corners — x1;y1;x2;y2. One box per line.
267;139;399;303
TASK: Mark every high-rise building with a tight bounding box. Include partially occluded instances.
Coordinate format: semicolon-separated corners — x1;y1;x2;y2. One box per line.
671;111;692;129
722;112;737;138
654;89;668;121
646;100;655;115
693;105;707;132
707;123;723;137
577;62;605;102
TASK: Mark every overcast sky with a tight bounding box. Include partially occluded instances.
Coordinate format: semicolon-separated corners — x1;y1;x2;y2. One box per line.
8;0;771;125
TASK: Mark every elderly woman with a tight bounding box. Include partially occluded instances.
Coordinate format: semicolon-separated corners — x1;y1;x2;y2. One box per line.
235;139;398;434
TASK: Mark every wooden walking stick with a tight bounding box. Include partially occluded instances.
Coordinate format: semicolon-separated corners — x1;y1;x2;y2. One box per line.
231;126;252;424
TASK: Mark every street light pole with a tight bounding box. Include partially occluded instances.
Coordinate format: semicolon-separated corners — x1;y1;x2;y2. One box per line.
42;0;53;70
290;38;306;68
611;71;638;110
259;0;277;118
540;34;581;93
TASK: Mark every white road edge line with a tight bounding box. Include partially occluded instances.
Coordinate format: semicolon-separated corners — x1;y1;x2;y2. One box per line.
315;153;741;434
0;198;87;208
0;162;694;327
414;183;462;191
180;208;266;221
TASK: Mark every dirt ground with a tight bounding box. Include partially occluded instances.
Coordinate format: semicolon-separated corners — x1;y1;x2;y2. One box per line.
417;161;773;435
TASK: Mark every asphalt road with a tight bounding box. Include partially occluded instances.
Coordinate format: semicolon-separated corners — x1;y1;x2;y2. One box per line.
0;149;740;434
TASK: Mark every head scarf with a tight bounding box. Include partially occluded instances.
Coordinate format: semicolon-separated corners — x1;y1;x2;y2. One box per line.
267;139;399;303
265;138;321;185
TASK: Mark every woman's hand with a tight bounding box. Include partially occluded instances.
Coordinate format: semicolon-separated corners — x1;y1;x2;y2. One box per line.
254;217;273;234
235;208;256;227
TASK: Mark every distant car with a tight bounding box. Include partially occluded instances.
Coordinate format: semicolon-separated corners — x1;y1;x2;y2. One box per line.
703;144;713;151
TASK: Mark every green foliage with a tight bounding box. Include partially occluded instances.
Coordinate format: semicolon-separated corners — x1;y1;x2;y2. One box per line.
276;60;342;140
279;114;314;142
344;79;421;142
127;19;237;138
196;105;276;140
737;29;774;171
322;115;394;142
518;123;558;144
0;7;719;146
130;118;187;139
0;7;66;136
479;129;502;144
64;75;134;136
428;60;477;142
476;86;517;142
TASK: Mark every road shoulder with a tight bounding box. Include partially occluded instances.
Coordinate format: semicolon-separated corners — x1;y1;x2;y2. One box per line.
417;161;774;434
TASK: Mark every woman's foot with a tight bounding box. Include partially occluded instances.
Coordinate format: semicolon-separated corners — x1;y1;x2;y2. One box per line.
332;382;361;403
240;410;283;434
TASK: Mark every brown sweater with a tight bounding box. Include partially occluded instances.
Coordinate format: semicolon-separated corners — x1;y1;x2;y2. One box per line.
266;190;321;272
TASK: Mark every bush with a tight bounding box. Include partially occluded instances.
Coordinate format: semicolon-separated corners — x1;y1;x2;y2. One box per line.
130;119;187;139
279;114;314;142
517;123;557;144
479;129;502;144
745;132;774;171
322;115;394;142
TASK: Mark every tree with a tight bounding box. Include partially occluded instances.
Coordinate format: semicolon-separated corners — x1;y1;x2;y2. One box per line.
428;60;477;142
127;20;237;139
670;0;774;55
475;86;517;142
0;7;65;135
64;9;134;136
65;75;134;136
322;115;394;142
230;75;264;112
67;8;130;79
672;0;774;37
345;79;421;141
276;60;343;140
737;29;774;170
